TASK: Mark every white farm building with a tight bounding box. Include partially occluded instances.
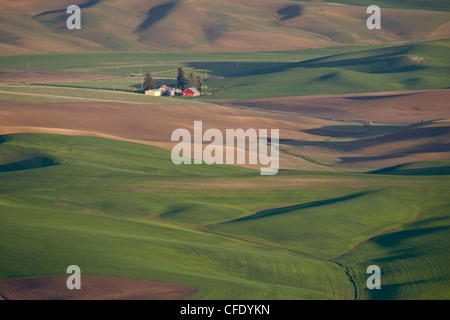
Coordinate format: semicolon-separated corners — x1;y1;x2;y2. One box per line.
145;89;164;96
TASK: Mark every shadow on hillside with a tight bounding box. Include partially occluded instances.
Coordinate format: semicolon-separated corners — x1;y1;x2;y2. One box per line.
137;2;177;31
0;135;9;145
34;0;101;17
0;156;59;173
230;192;370;222
339;153;413;164
369;163;450;175
345;93;415;101
374;226;449;248
281;125;450;153
277;5;303;21
187;61;287;79
186;45;424;80
302;125;400;138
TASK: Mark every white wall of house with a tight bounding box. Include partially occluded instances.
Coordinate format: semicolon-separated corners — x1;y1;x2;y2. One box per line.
145;89;163;96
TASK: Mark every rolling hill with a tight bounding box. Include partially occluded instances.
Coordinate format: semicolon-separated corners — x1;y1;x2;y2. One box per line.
0;0;449;303
199;40;450;99
0;0;449;54
301;0;450;12
0;133;449;299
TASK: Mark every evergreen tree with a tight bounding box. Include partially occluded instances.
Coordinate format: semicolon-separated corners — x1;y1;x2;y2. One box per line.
196;75;204;90
187;72;204;90
143;72;156;91
188;72;198;89
176;67;188;90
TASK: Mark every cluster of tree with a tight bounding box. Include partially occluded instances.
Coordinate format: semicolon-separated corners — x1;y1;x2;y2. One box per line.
177;67;204;91
144;67;205;92
188;71;204;91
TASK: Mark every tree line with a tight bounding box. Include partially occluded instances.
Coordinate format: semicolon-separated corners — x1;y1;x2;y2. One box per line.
177;67;204;91
143;67;204;92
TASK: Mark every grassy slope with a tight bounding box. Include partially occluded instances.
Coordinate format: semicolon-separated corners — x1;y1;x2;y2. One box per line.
335;184;450;299
205;189;420;259
0;47;371;73
0;0;449;54
0;134;351;299
0;0;448;300
201;40;450;99
1;40;448;99
0;133;449;299
369;161;450;176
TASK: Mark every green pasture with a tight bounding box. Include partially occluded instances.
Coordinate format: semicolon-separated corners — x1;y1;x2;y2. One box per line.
201;40;450;99
0;44;394;74
0;133;448;299
2;40;447;100
0;84;197;105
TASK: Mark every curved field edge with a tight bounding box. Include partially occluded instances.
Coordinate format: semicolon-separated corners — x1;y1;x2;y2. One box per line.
0;133;448;299
204;187;450;299
201;174;450;299
0;133;353;299
0;207;352;299
333;193;450;300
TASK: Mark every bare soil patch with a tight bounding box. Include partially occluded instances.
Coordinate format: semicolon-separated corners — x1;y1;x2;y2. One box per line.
1;90;448;172
0;276;196;300
211;90;450;125
0;99;331;170
0;100;309;141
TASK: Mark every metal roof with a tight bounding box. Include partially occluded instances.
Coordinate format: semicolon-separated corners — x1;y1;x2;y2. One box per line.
186;87;199;94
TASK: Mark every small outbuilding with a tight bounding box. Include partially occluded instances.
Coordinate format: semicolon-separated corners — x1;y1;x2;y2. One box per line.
145;89;164;96
183;87;200;97
161;85;175;96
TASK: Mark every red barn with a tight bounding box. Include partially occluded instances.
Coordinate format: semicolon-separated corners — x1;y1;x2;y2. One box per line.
183;87;200;97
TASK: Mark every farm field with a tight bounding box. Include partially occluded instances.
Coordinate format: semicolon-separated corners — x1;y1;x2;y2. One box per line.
0;133;449;300
0;0;449;302
1;39;448;99
0;81;449;300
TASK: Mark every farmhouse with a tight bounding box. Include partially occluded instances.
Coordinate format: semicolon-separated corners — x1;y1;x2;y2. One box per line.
161;85;174;91
145;89;164;96
161;85;176;96
183;87;200;97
